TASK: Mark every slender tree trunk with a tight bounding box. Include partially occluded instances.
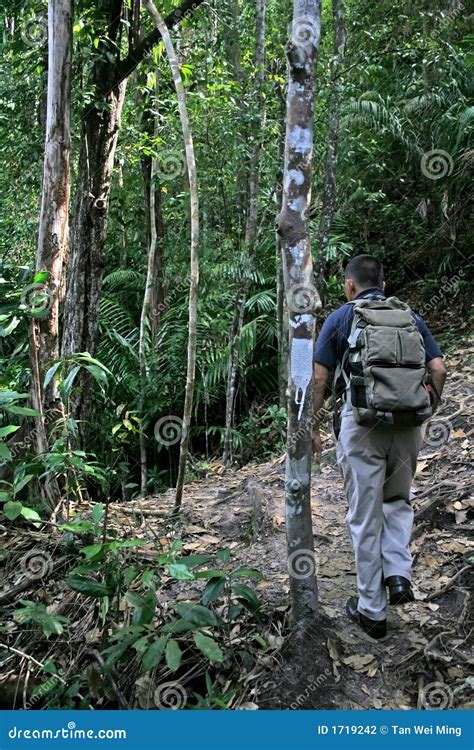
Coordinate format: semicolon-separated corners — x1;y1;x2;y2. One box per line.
314;0;346;291
29;0;72;510
222;0;266;465
139;76;164;494
143;1;200;512
275;82;288;408
139;115;157;493
275;0;322;622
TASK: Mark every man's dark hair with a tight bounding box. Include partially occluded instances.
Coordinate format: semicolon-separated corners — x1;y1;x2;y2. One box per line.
345;254;384;289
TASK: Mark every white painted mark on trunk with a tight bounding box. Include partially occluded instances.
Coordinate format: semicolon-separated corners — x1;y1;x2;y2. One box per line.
284;169;304;193
290;337;313;420
288;125;312;154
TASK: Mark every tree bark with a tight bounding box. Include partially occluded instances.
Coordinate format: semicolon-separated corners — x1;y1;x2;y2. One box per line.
222;0;266;466
275;81;288;409
142;1;200;512
314;0;346;291
275;0;322;622
61;0;127;436
28;0;72;510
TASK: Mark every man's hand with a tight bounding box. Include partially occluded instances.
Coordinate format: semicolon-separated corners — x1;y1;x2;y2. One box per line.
312;429;322;463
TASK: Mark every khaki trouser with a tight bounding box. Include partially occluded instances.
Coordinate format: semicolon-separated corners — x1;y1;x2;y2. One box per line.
336;406;421;621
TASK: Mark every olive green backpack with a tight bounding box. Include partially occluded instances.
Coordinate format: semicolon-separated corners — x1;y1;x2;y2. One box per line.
338;296;432;427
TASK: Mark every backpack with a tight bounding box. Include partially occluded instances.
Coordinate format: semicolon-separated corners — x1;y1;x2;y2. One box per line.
336;296;432;427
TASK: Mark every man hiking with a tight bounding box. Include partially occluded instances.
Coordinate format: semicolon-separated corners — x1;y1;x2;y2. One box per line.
312;255;447;639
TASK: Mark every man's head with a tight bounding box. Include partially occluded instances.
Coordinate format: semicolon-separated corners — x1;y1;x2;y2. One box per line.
344;254;384;301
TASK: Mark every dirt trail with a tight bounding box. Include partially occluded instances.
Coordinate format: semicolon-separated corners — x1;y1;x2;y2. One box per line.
109;342;473;709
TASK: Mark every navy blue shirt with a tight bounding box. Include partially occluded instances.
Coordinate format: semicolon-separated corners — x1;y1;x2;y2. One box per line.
314;288;443;371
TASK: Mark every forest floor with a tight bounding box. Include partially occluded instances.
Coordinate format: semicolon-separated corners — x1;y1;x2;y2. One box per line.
1;341;472;710
108;339;473;710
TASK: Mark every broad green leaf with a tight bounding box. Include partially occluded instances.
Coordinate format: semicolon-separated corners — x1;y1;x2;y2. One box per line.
59;519;95;533
194;569;226;579
193;632;224;663
232;583;260;612
34;271;50;284
0;442;12;460
13;474;34;494
175;554;211;568
80;544;105;560
44;361;62;389
20;506;42;524
202;577;226;605
61;366;81;399
165;639;182;672
0;316;20;336
3;500;22;520
65;575;109;597
217;548;231;565
142;636;167;672
161;619;195;634
174;602;220;627
91;503;104;524
167;563;195;580
125;589;156;625
0;425;19;438
231;568;265;579
84;364;108;386
6;405;40;416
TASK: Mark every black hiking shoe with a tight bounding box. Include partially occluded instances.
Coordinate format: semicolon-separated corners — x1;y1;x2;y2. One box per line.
346;596;387;640
385;576;414;605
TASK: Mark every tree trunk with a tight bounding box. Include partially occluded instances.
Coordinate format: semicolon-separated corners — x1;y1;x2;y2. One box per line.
275;0;322;622
61;82;127;362
28;0;72;510
222;0;266;466
61;0;128;433
275;82;288;409
139;76;164;494
314;0;346;291
142;1;200;513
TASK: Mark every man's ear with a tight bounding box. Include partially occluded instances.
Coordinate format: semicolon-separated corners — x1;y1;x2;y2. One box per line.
346;278;356;298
